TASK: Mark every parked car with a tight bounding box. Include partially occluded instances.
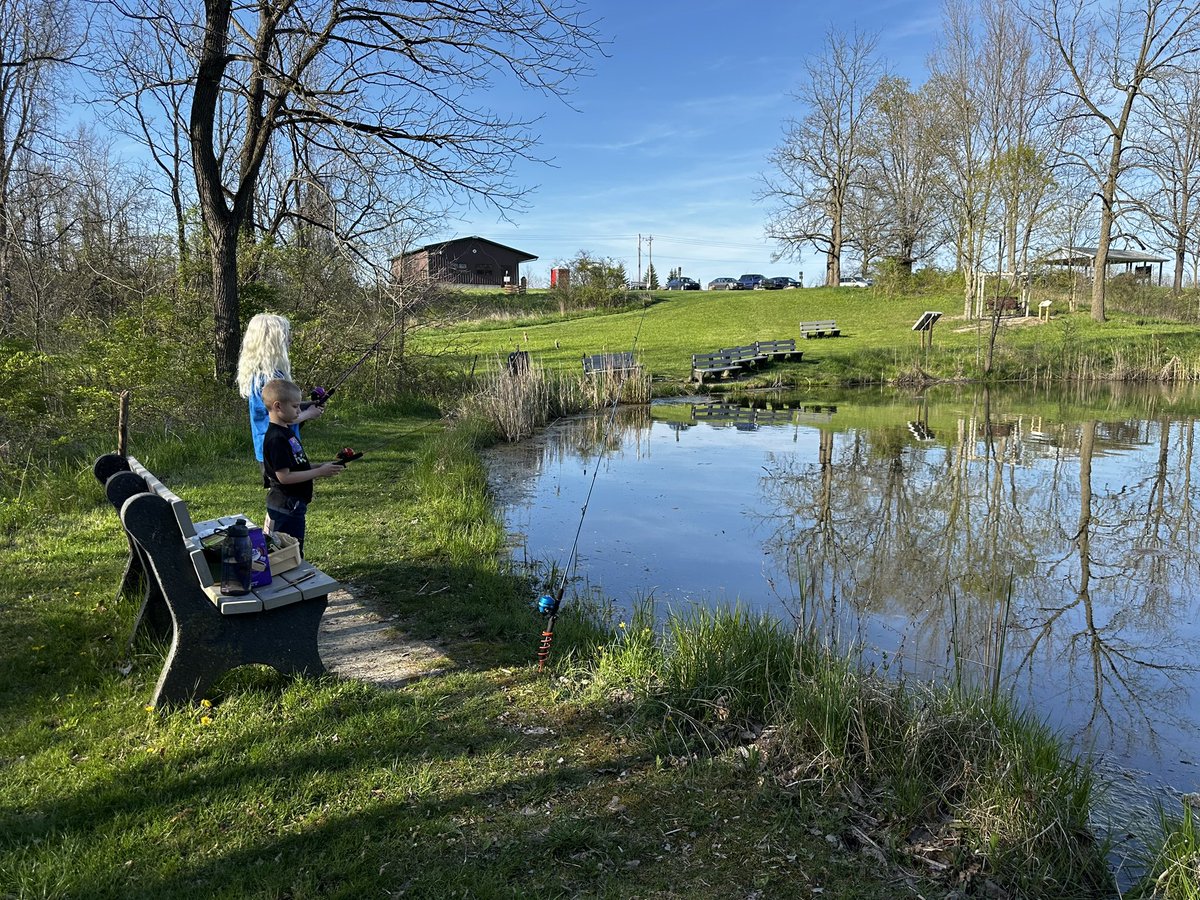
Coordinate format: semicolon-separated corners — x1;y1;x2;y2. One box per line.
757;277;783;290
838;275;873;288
736;273;767;290
767;276;801;289
707;277;738;290
666;277;700;290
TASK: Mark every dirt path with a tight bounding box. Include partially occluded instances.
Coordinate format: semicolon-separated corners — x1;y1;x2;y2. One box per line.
318;588;450;688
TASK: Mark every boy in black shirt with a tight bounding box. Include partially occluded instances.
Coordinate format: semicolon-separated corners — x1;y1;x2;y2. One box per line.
261;379;343;555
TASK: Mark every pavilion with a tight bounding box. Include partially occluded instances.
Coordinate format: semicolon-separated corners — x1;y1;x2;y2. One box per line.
1040;246;1169;285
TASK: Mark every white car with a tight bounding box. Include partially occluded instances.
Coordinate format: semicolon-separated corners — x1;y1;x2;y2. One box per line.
839;275;872;288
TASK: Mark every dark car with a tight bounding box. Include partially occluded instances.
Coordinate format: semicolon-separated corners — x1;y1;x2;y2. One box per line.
767;276;801;289
735;273;766;290
666;277;700;290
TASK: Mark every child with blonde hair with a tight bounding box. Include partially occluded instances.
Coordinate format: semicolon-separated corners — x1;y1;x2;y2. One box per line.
236;313;325;469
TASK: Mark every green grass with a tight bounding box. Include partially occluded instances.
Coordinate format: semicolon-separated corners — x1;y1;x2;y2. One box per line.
9;285;1199;896
2;406;962;899
427;286;1200;387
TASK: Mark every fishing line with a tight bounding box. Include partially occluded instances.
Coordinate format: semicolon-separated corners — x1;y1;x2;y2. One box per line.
537;297;654;672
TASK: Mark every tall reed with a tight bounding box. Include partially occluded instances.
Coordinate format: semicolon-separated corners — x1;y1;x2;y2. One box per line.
458;354;651;442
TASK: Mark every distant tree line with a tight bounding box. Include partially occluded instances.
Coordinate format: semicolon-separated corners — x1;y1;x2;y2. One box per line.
763;0;1200;320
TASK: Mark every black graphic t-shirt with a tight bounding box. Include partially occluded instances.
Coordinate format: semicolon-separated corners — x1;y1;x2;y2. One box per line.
263;421;313;506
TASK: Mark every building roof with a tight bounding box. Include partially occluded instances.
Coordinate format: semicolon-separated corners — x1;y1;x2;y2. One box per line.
399;235;538;262
1040;246;1169;265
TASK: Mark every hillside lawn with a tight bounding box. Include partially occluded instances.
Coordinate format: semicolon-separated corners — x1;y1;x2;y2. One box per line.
435;286;1200;385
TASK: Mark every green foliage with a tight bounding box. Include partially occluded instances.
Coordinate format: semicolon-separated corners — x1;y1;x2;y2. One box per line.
1131;804;1200;899
646;261;659;290
552;250;630;309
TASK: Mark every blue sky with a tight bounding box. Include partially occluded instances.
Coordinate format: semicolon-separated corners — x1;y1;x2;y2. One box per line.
442;0;943;287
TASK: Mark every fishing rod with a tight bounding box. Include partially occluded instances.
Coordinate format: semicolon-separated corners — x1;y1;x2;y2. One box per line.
308;317;403;407
537;297;653;672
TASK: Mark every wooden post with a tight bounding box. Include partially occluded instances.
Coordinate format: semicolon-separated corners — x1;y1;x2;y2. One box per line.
118;391;130;457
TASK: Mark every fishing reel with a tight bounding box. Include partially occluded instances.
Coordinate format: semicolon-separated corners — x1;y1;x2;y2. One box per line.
310;386;332;406
335;447;363;465
536;594;559;616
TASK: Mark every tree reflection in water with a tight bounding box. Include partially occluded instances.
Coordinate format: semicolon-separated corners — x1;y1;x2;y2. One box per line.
486;388;1200;788
758;389;1200;784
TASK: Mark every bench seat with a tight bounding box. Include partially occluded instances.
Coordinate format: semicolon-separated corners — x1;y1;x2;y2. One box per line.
94;453;338;707
799;320;840;338
691;351;744;384
582;351;640;375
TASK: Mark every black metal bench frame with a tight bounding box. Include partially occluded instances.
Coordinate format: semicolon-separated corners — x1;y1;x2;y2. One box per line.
94;453;337;708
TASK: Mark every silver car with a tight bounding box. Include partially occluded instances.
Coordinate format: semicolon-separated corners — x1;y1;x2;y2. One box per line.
707;277;737;290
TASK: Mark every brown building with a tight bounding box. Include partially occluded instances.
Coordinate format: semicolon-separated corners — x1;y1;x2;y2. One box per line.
393;236;538;287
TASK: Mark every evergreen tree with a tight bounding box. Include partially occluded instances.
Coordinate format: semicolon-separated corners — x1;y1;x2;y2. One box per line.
646;262;659;289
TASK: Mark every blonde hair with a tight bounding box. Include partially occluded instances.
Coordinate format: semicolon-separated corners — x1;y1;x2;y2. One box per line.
236;314;293;398
261;378;301;408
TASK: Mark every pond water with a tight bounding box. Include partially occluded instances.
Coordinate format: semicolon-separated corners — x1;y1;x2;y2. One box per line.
485;384;1200;801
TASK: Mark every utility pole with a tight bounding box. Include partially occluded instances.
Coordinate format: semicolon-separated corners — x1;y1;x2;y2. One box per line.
647;234;653;287
637;234;642;284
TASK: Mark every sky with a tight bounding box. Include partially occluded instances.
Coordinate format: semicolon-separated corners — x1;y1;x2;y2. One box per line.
439;0;944;288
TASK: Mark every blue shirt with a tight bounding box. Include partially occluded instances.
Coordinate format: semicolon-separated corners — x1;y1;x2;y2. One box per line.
249;374;300;462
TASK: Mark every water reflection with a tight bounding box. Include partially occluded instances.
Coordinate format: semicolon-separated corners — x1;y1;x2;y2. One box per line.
484;386;1200;791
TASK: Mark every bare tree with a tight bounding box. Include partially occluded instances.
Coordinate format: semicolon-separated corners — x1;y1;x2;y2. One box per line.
1132;74;1200;295
107;0;600;382
1025;0;1200;321
861;77;947;276
0;0;75;335
763;27;884;286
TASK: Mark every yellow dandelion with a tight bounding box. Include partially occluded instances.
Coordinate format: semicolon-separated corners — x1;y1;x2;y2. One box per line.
200;716;213;726
144;705;155;713
200;699;213;708
618;621;627;630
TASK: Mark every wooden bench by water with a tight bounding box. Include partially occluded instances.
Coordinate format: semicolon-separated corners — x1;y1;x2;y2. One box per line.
94;453;339;708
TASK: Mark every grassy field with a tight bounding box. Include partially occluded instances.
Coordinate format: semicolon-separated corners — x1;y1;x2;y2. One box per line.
6;287;1199;897
433;286;1200;386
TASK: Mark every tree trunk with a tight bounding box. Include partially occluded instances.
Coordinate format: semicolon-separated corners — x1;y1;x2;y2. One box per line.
1175;239;1186;296
210;224;241;380
1091;140;1121;322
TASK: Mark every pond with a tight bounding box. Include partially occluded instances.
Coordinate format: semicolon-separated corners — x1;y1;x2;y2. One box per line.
485;384;1200;801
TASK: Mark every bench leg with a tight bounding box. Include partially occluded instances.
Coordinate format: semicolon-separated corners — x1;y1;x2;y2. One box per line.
150;594;330;708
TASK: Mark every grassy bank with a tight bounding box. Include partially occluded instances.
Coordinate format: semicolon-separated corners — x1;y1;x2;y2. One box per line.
429;287;1200;387
1;398;1138;898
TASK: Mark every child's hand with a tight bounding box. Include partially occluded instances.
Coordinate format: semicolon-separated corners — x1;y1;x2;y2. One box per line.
318;462;345;477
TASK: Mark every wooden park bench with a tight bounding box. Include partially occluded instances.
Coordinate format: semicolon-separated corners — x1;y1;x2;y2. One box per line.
754;338;801;361
719;344;768;369
690;351;744;384
582;351;640;375
93;453;339;708
798;320;841;339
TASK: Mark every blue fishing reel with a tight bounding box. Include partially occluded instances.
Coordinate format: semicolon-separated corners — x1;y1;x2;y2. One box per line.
536;594;559;616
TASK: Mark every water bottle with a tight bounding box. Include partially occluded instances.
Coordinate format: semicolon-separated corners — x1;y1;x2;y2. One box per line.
220;519;253;596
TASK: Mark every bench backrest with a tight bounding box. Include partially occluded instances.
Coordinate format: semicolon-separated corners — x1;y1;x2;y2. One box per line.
692;351;738;367
799;320;837;329
582;351;636;374
755;338;796;353
719;344;760;360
